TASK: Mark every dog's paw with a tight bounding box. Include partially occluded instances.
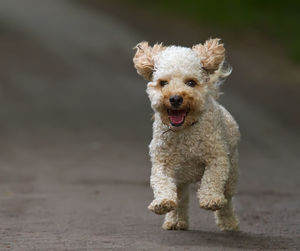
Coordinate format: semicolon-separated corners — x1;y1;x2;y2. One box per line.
199;195;227;211
216;212;240;232
218;221;239;232
162;220;188;230
148;199;176;215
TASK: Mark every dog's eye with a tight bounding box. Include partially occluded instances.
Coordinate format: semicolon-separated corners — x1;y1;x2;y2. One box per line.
185;79;197;87
159;80;168;87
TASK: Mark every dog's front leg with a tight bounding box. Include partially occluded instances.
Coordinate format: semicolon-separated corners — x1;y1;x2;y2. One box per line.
197;154;230;211
148;164;177;215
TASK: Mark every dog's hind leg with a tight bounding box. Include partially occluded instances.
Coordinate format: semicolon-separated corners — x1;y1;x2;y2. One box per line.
214;197;239;231
215;148;239;231
162;183;189;230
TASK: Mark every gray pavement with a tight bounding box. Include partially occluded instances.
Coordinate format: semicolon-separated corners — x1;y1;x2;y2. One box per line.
0;0;299;250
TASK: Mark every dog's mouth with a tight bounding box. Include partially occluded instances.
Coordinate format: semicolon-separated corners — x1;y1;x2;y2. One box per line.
167;109;188;127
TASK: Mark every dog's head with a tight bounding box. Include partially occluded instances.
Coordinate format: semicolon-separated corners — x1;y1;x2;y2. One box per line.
133;39;231;129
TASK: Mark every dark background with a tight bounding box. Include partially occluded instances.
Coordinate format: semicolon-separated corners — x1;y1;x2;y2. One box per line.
0;0;299;250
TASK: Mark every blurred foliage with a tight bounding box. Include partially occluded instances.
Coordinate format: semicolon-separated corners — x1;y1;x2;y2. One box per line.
129;0;300;62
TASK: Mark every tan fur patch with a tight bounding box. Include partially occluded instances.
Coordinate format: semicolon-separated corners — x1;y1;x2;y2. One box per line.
133;42;166;81
192;38;225;72
156;79;206;129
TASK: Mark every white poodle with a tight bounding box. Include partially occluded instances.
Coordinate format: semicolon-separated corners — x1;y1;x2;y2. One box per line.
133;38;240;231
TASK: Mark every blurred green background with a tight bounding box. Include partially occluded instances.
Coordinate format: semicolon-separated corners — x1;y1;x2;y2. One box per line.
129;0;300;62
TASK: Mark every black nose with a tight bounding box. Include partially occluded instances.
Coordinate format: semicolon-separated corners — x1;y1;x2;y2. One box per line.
169;95;183;108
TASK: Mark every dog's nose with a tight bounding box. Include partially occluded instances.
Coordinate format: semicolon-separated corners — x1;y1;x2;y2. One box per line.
169;95;183;108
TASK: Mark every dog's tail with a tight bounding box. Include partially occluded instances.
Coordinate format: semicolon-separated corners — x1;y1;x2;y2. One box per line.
209;61;232;99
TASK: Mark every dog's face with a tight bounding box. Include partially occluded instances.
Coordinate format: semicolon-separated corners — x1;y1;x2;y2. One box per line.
147;46;208;128
133;39;227;129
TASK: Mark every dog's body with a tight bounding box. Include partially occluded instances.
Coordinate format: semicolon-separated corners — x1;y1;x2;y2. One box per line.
133;39;240;231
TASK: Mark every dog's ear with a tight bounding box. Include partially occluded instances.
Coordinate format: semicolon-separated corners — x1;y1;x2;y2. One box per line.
192;38;225;73
133;42;165;81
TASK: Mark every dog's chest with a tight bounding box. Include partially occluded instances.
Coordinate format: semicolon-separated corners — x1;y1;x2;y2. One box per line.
150;130;205;183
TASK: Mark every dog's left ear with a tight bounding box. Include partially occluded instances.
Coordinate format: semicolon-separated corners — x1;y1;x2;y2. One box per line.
192;38;225;73
133;41;165;81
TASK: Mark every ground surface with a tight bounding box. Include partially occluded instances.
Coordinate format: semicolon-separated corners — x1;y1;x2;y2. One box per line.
0;0;299;250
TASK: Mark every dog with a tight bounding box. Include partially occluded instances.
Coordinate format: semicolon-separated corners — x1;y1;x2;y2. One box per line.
133;38;240;231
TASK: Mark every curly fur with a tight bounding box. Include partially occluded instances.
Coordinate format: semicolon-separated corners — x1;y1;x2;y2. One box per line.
133;38;240;231
133;42;166;81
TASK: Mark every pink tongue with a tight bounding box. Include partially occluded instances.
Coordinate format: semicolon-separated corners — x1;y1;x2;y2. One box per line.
168;110;186;124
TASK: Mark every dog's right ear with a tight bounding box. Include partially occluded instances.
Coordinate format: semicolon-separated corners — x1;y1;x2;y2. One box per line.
133;42;165;81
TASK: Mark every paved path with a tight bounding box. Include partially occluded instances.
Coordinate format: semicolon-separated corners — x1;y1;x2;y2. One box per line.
0;1;299;250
